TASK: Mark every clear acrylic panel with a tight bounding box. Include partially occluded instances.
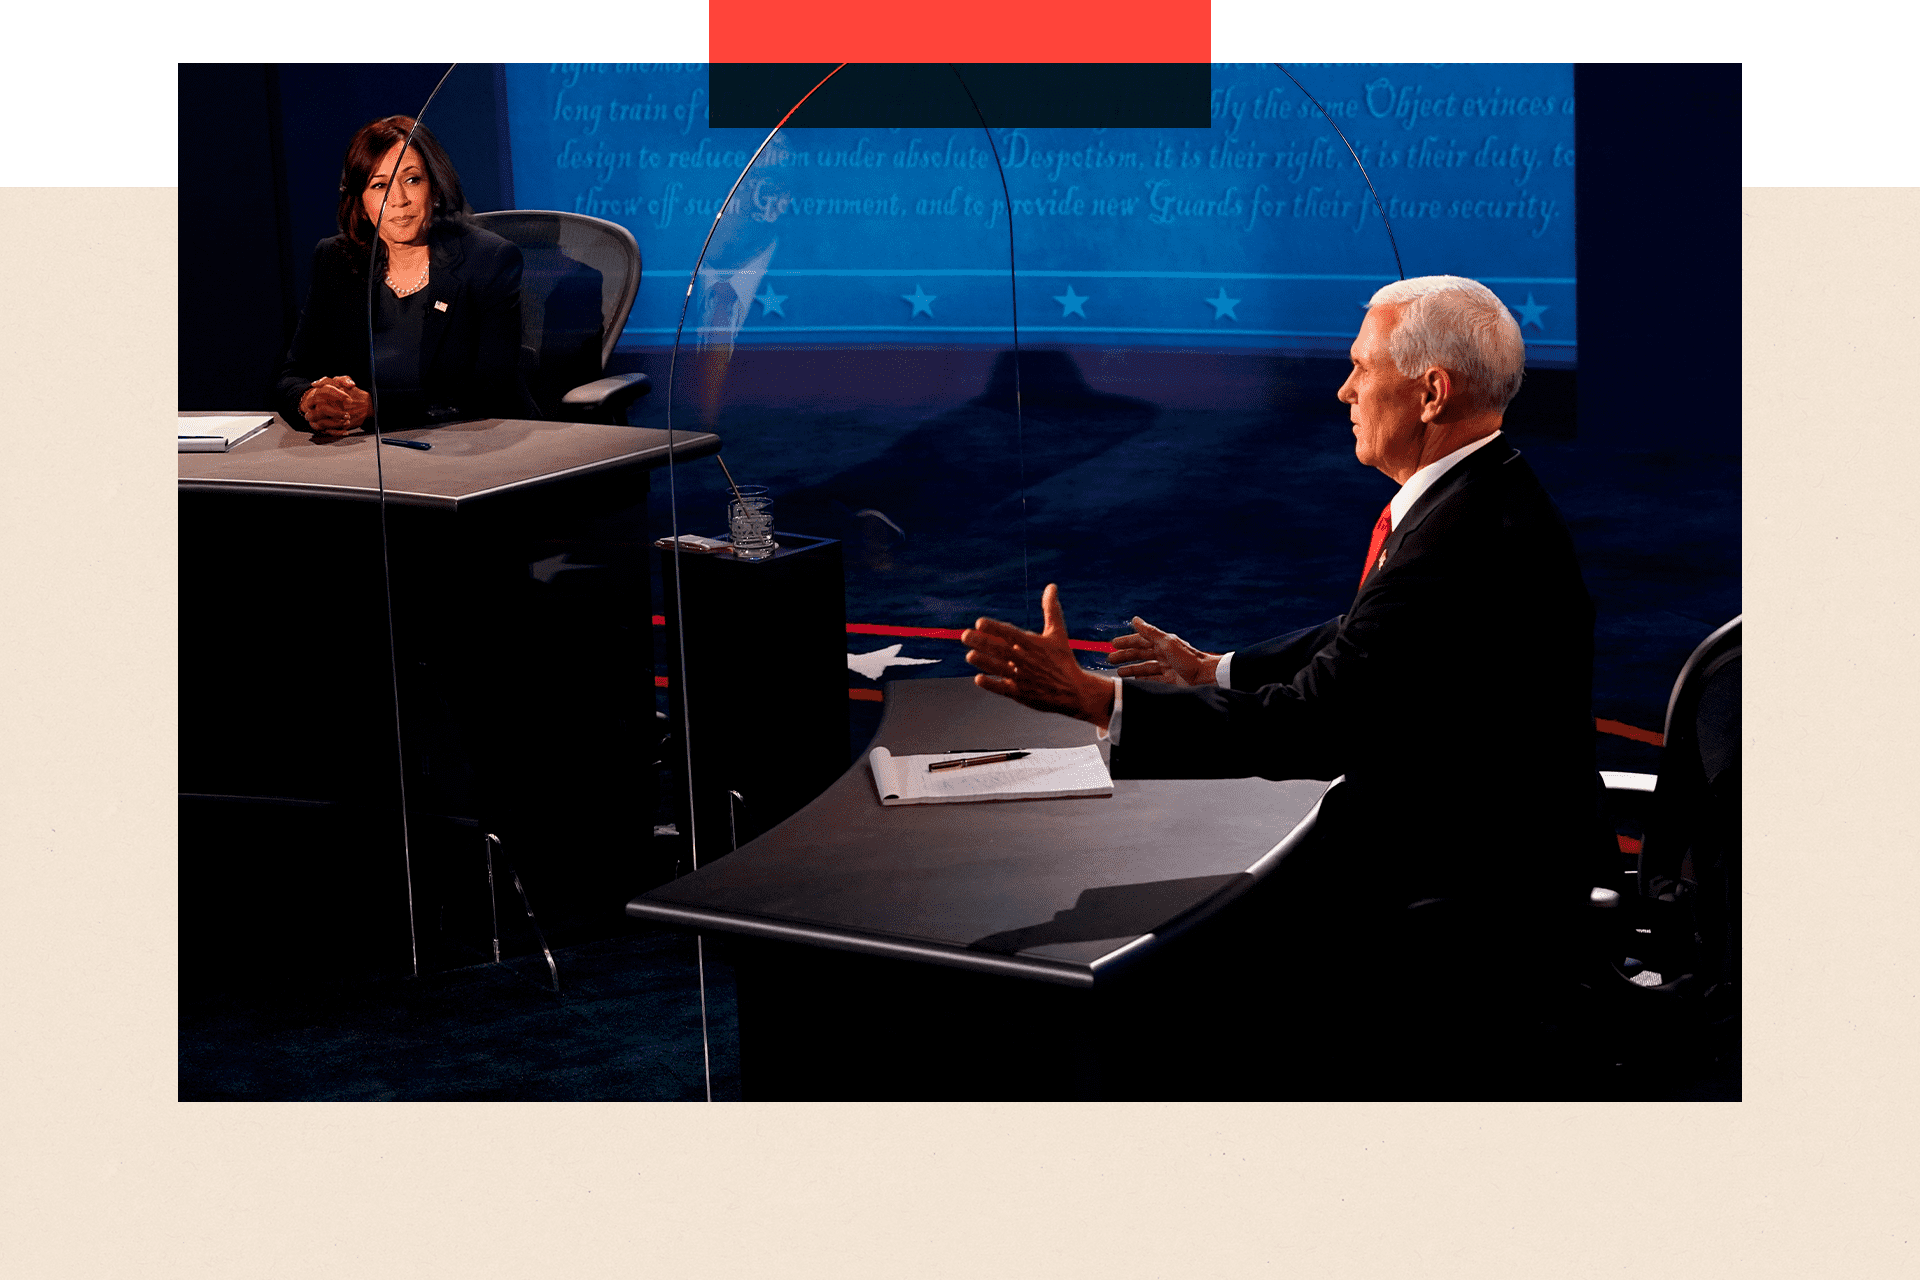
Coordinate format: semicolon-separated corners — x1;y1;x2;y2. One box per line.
362;66;660;983
651;61;1581;867
660;66;1029;867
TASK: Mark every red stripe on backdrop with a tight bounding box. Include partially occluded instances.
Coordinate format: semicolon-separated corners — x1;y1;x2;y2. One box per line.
708;0;1211;63
1596;717;1664;747
846;622;963;640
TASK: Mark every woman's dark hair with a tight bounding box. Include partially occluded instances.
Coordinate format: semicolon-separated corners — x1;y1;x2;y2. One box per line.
335;115;466;254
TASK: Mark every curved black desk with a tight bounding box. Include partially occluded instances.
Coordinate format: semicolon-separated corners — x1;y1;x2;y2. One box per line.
629;678;1333;1098
180;414;720;810
178;414;719;508
180;415;722;977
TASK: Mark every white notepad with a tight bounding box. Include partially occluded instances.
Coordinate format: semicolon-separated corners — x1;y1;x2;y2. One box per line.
868;745;1113;806
178;415;273;452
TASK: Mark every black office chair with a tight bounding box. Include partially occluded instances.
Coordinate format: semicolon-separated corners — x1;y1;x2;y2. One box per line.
1592;616;1741;1021
1335;616;1742;1097
1440;613;1743;1099
470;210;651;424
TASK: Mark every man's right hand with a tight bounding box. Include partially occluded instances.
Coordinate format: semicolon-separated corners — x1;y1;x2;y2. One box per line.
963;584;1116;731
1107;616;1221;686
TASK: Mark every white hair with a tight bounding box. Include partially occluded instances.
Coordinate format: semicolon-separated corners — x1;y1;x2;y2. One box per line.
1366;275;1526;415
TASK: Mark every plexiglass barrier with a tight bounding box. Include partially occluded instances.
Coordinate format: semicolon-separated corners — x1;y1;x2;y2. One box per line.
363;65;657;986
657;65;1477;874
659;66;1039;870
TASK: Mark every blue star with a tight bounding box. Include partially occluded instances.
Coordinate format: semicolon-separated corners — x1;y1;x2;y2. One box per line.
902;284;937;318
755;285;788;317
1052;285;1089;318
1205;287;1241;321
1511;293;1549;330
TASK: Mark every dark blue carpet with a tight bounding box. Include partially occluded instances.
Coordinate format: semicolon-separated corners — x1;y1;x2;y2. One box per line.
178;923;739;1102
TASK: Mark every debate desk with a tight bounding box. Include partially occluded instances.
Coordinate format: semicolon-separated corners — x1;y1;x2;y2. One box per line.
628;677;1334;1099
180;415;719;974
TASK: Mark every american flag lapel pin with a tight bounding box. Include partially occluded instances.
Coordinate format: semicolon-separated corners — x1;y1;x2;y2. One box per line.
434;300;448;312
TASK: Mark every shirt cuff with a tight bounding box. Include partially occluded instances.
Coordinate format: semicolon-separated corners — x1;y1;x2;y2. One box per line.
1101;675;1121;744
1215;651;1235;689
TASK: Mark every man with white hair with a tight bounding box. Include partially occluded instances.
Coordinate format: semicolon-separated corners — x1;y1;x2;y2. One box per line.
964;276;1597;1089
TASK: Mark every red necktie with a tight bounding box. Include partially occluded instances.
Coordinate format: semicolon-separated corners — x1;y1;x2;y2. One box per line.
1358;503;1392;590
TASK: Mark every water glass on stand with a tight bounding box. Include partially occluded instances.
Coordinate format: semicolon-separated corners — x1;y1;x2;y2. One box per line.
727;486;777;561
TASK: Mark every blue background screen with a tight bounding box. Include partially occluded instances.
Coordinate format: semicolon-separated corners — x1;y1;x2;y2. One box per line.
504;63;1577;362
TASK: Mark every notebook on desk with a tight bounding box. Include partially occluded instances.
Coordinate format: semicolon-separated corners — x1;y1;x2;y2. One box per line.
867;745;1113;806
178;414;273;453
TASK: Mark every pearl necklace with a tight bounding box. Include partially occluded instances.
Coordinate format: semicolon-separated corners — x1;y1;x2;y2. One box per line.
386;260;429;297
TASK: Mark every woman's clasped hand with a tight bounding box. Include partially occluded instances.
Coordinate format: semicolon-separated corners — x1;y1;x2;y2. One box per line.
298;375;372;435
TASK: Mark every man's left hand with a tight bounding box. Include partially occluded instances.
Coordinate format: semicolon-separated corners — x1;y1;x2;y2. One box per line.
963;583;1115;731
1108;616;1221;686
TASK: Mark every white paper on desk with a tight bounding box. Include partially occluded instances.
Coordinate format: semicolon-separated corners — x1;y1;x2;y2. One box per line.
868;745;1113;806
177;415;272;452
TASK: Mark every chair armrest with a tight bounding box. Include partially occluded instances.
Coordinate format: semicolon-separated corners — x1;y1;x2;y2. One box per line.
561;373;652;414
1588;771;1658;890
1602;770;1659;832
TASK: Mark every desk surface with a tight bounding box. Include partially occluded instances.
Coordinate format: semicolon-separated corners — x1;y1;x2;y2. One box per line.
178;414;721;510
629;678;1331;987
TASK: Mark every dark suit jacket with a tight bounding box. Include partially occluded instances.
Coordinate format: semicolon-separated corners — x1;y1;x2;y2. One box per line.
1112;438;1598;916
274;220;541;430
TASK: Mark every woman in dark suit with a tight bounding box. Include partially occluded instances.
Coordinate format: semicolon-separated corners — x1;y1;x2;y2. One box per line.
275;115;539;435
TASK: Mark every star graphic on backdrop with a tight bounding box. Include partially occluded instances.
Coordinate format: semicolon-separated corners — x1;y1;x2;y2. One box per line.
1205;287;1241;321
1052;285;1089;318
846;644;941;681
755;285;788;317
1510;293;1549;330
902;284;937;318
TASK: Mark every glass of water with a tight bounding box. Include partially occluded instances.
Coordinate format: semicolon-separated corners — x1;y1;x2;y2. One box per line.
726;485;777;561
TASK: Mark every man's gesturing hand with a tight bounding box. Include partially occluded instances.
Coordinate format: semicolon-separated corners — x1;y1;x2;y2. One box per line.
1107;616;1221;686
962;583;1115;730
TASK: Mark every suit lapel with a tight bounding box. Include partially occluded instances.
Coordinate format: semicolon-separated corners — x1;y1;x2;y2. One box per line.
1376;439;1519;573
419;230;465;376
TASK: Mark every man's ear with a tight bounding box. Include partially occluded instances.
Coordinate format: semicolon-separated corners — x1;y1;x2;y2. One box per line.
1419;366;1452;423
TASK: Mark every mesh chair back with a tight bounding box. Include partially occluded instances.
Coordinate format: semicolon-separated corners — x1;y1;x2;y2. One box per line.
470;210;641;418
1642;615;1741;995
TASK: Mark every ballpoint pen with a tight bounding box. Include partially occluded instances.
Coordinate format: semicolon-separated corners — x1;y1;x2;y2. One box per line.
380;437;432;450
927;751;1031;772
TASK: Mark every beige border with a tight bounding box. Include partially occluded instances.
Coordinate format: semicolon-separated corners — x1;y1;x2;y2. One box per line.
4;186;1913;1276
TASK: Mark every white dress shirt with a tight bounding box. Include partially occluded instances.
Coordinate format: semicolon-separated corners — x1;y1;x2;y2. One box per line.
1108;431;1503;744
